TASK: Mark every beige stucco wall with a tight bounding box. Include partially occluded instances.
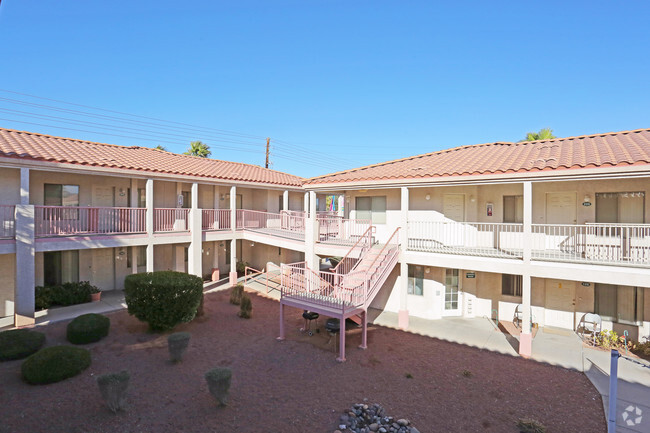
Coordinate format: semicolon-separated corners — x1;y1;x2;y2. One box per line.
30;170;132;207
0;168;20;205
347;188;401;243
0;254;15;317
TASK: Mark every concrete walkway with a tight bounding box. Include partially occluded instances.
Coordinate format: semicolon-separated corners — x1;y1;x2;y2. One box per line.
3;285;648;432
371;309;650;433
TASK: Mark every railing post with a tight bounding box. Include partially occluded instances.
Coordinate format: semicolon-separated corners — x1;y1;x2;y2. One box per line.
145;178;154;272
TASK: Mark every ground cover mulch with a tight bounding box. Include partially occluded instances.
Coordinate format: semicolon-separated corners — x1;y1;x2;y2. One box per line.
0;289;606;433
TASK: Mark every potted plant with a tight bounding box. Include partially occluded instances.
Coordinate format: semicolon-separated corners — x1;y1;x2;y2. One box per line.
89;286;102;302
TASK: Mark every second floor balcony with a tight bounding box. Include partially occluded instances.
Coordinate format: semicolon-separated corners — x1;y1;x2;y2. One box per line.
408;220;650;267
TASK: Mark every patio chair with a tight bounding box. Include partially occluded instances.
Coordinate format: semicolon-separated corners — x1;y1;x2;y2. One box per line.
576;313;602;345
513;304;535;329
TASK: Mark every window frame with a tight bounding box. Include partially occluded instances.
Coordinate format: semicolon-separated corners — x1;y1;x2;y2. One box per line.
407;265;424;296
501;274;522;297
355;195;387;224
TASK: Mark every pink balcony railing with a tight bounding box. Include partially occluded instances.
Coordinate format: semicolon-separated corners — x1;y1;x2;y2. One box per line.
236;209;305;240
317;216;372;246
280;262;358;312
202;209;232;231
407;221;523;258
0;205;15;238
532;223;650;266
35;206;146;237
154;208;189;232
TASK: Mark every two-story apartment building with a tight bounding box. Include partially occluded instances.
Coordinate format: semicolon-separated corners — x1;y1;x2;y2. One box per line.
302;128;650;357
1;126;649;360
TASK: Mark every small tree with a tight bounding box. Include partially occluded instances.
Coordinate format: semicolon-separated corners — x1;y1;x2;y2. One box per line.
519;128;556;142
97;370;130;413
205;367;232;406
183;140;211;158
238;293;252;319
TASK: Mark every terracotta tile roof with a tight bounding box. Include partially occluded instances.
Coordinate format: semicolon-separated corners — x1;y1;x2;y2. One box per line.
0;128;304;187
306;128;650;185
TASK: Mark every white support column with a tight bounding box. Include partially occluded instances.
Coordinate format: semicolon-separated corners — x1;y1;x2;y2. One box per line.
520;181;533;357
303;192;309;212
305;191;318;271
20;168;29;205
283;190;289;211
14;204;35;327
145;179;154;272
130;179;139;274
188;182;202;277
398;187;409;330
229;186;237;285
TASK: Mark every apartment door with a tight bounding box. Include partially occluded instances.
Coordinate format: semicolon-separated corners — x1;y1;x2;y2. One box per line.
443;194;465;246
442;269;462;316
92;186;116;232
595;192;645;261
545;192;576;224
443;194;465;222
92;248;115;291
545;279;575;329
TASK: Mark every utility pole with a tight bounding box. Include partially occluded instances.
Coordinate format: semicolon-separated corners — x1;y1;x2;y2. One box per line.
265;137;270;168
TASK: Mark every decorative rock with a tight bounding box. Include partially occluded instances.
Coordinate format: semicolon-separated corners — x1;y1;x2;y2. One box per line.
336;403;419;433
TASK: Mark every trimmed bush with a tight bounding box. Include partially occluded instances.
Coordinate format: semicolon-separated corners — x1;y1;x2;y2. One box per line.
168;332;191;363
35;286;53;310
0;329;46;361
67;313;110;344
21;345;91;385
229;284;244;305
97;370;130;413
124;271;203;332
238;293;252;319
35;282;100;310
205;367;232;406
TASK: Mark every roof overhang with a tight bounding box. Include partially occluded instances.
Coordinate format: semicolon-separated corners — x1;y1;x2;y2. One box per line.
0;157;304;191
303;164;650;191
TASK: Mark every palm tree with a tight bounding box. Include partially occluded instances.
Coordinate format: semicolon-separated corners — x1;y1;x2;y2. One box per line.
183;141;211;158
154;144;167;151
519;128;556;142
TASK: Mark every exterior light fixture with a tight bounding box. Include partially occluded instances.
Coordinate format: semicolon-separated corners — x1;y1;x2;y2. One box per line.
425;194;431;201
470;195;476;203
583;194;591;203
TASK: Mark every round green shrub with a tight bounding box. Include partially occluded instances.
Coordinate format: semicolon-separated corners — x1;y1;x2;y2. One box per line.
67;313;110;344
21;345;91;385
0;329;46;361
124;271;203;331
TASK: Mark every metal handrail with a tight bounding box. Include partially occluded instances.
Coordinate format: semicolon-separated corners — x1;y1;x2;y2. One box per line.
331;225;374;274
363;227;400;279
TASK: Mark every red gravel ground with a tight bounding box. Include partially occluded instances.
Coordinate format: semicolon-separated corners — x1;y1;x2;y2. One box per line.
0;289;606;433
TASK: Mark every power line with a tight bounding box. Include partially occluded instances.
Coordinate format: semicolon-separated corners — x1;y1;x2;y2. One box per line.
0;89;351;170
0;89;267;140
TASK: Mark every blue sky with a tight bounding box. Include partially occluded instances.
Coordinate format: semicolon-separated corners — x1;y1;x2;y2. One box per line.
0;1;649;178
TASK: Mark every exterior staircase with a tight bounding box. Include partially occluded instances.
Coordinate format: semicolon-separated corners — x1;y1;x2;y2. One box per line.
278;227;400;361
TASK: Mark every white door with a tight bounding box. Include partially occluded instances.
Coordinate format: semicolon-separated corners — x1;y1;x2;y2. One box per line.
92;248;115;291
443;194;465;222
443;194;465;246
442;269;462;316
545;279;575;329
545;192;576;224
